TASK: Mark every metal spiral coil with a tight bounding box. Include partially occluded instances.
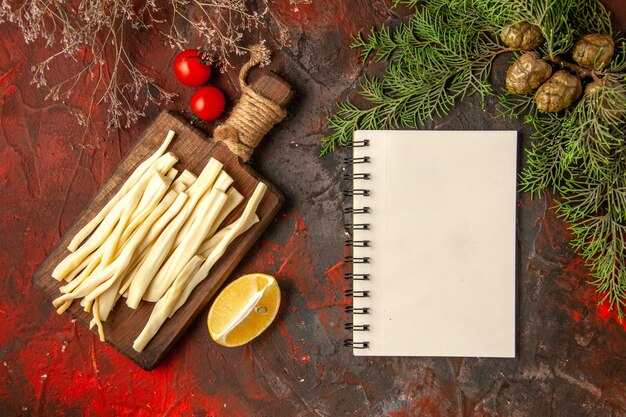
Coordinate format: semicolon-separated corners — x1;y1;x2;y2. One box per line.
344;256;370;264
342;189;370;197
348;140;370;148
343;138;371;350
343;207;370;214
343;156;370;164
344;272;370;281
345;239;370;247
345;306;370;315
344;323;370;331
345;223;369;230
343;339;370;349
344;173;370;180
344;290;370;298
343;340;369;349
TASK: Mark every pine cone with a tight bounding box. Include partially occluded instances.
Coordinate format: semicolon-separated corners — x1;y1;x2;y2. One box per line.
500;22;544;50
505;52;552;94
572;34;615;69
534;70;582;112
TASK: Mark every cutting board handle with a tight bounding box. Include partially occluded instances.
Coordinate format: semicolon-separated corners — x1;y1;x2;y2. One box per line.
214;44;293;162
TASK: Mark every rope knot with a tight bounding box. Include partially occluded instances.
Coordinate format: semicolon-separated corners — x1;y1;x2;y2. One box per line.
213;44;287;162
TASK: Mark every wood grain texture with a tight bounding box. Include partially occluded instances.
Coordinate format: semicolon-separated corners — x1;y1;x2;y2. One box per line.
32;111;283;370
249;68;294;107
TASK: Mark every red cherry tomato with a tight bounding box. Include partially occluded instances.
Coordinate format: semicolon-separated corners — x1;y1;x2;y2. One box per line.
190;86;226;121
173;49;212;87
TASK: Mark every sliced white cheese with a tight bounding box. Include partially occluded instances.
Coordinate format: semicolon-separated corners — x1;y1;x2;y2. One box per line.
52;172;146;281
130;159;223;303
132;256;205;352
165;167;178;180
67;130;175;252
173;170;234;249
172;169;197;189
206;187;244;240
121;173;171;245
143;177;230;302
169;182;266;316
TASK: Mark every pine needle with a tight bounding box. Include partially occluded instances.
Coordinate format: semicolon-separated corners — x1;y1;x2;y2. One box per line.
321;0;626;317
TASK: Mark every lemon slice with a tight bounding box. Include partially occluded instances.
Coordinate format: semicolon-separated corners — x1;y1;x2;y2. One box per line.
208;273;280;347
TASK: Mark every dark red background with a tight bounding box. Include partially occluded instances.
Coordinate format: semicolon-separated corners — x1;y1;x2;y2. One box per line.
1;1;626;416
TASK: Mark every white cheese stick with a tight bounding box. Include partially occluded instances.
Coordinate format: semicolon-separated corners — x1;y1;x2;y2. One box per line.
172;182;187;193
123;153;177;230
120;173;171;245
52;173;145;281
67;130;175;252
52;201;138;307
169;182;266;316
132;256;205;352
118;190;189;299
144;172;232;302
172;169;197;189
125;159;222;306
61;160;174;280
198;214;259;259
69;153;178;269
117;250;146;297
99;205;130;267
56;300;72;315
121;188;178;254
183;158;222;200
91;299;106;342
82;178;179;304
124;223;181;308
144;189;228;302
206;187;244;240
168;215;259;318
53;171;151;306
136;191;188;255
63;251;96;283
63;187;178;299
172;171;233;249
55;204;125;281
156;159;222;248
124;197;198;308
120;250;149;297
105;165;176;261
59;249;103;294
165;167;178;180
97;275;123;322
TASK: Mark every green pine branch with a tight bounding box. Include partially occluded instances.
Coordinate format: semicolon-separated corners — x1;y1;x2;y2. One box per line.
321;0;626;317
321;0;512;156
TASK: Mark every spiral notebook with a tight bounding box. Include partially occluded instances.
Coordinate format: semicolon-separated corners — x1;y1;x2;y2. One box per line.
345;130;517;357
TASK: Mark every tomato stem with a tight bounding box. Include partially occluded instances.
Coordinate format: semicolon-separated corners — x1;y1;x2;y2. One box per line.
189;113;203;125
185;55;210;65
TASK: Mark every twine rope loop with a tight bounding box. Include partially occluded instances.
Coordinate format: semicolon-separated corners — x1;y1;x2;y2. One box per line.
213;45;287;161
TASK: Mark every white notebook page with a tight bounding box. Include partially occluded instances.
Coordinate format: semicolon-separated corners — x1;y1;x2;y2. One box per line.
351;130;517;357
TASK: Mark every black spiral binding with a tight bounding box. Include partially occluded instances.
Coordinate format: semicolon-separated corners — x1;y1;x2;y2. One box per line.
342;140;371;350
345;239;370;247
345;223;369;230
342;189;370;197
344;256;370;264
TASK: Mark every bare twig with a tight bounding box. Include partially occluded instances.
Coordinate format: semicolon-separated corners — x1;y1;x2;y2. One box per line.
0;0;269;134
548;54;599;80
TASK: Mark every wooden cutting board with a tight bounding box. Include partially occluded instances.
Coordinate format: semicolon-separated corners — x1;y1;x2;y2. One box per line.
32;109;284;370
